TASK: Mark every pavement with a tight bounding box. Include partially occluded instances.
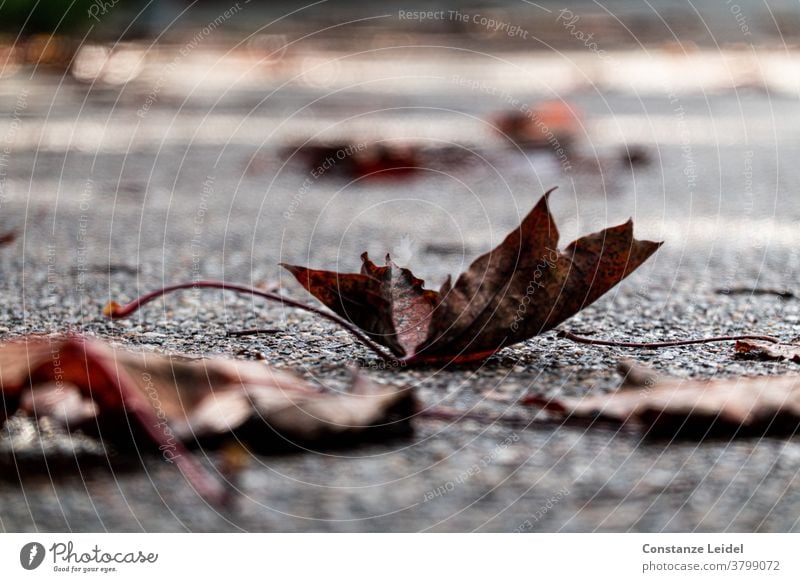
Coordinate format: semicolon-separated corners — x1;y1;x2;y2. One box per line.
1;47;800;532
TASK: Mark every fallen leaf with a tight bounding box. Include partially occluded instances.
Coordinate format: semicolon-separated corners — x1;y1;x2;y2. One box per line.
287;142;476;181
735;339;800;362
620;145;652;167
288;142;420;180
492;101;579;150
525;360;800;438
1;336;416;504
0;231;16;246
282;189;661;364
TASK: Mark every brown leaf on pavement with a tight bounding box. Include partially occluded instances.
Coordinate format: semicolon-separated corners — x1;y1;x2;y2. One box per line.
283;188;661;364
288;142;420;180
492;101;580;150
525;361;800;438
1;336;416;504
735;339;800;363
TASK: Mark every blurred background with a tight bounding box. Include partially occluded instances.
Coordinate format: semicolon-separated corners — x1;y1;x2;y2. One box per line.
2;0;798;281
3;1;800;532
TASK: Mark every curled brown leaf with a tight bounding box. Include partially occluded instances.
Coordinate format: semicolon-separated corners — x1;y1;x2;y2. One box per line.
283;189;661;364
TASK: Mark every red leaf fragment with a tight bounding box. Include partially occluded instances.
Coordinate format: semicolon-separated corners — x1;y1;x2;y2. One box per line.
1;336;416;505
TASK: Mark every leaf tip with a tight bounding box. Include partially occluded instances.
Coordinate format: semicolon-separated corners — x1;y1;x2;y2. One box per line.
623;217;663;248
543;186;558;200
279;262;301;275
535;186;559;214
639;238;665;254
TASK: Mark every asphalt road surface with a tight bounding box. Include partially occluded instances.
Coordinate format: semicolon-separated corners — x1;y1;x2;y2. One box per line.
2;49;800;531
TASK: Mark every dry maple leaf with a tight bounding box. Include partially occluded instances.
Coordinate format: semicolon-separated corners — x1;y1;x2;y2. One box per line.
0;336;416;505
103;189;659;365
525;360;800;438
281;189;661;364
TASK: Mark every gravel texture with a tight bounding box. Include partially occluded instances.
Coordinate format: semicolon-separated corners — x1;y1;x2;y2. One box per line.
1;62;800;532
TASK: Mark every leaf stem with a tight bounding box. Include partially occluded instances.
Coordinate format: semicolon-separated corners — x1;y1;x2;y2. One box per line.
716;287;794;299
556;330;782;348
104;280;400;364
225;328;280;337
